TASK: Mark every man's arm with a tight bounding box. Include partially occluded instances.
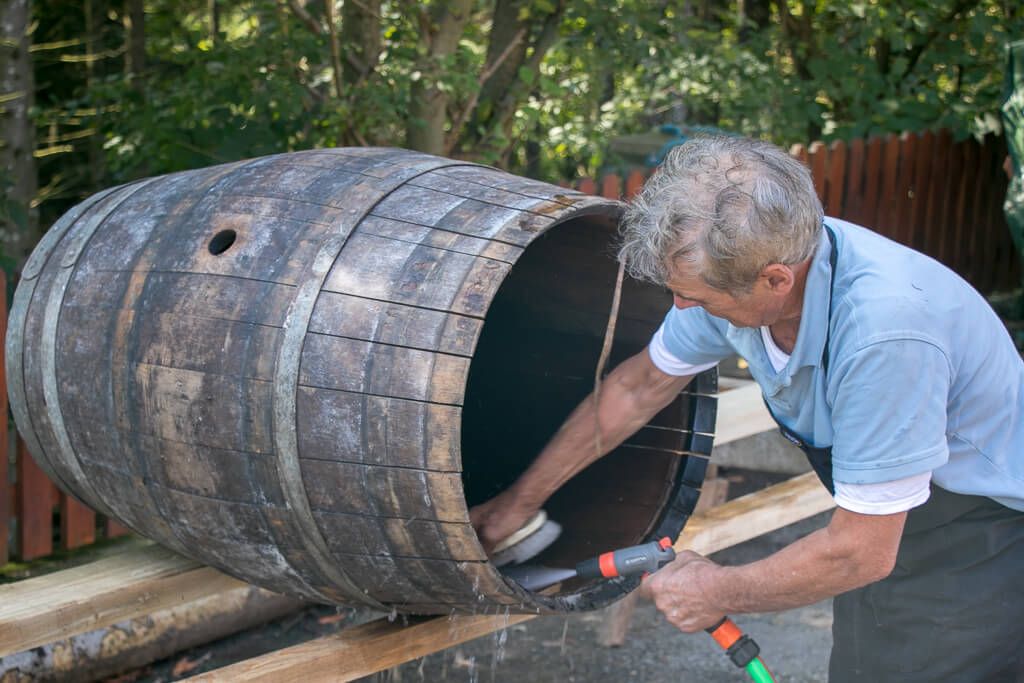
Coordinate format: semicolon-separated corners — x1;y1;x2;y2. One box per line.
469;348;695;552
640;506;907;632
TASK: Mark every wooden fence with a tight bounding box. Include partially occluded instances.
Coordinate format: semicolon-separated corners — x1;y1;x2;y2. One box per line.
1;128;1018;565
577;129;1019;296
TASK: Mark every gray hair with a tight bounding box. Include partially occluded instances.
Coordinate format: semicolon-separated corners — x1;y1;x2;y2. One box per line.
618;136;823;295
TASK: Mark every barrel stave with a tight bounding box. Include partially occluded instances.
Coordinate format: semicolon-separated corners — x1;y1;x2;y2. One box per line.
309;291;483;358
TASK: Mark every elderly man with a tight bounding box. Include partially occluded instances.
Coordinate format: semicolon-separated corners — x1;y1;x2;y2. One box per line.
470;136;1024;681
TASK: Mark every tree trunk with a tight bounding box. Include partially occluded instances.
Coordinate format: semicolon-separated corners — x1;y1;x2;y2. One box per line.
0;0;40;267
738;0;771;41
340;0;381;86
208;0;219;42
405;0;472;155
85;0;107;192
125;0;145;83
452;0;566;162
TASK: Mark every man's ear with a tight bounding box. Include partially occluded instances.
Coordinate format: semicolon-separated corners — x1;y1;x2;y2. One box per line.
759;263;795;295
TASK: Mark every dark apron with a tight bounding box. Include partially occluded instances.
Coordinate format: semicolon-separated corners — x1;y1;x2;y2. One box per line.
763;225;1024;682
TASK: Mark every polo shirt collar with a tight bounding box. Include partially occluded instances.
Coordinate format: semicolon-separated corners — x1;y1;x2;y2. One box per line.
785;224;835;373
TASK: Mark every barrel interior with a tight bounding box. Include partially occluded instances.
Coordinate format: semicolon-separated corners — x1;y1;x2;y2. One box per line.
462;209;694;578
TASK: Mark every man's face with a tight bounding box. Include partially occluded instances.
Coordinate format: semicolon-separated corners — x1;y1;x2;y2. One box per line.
664;263;786;329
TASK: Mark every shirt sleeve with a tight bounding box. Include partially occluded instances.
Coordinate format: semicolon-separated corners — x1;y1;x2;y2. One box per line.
833;471;932;514
649;325;720;376
654;305;735;368
829;339;951;484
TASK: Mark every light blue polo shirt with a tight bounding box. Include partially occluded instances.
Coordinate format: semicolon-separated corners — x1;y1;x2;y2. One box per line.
658;217;1024;512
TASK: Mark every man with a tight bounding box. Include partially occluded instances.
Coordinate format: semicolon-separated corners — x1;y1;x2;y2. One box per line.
470;136;1024;681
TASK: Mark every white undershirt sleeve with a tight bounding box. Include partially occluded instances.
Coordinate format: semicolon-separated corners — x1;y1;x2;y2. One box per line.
648;324;720;377
833;471;932;515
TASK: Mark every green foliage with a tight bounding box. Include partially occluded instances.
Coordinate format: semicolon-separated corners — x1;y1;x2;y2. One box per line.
22;0;1024;229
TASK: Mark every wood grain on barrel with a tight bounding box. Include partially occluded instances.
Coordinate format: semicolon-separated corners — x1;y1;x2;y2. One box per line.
9;148;716;614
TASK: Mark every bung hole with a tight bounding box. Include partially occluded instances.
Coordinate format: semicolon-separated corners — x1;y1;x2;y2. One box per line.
209;230;237;255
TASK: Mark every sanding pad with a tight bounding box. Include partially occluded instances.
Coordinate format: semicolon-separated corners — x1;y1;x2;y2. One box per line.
491;510;563;568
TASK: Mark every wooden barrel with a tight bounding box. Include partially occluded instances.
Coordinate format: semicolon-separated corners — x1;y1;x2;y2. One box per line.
7;148;716;615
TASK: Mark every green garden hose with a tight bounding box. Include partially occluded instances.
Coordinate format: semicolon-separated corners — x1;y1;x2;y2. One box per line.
706;618;776;682
745;656;776;682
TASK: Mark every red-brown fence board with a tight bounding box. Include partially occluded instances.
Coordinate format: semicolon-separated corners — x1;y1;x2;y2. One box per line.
60;492;96;550
950;141;974;282
16;437;56;561
1;270;7;565
1;462;7;566
585;129;1017;297
808;141;827;207
624;170;645;200
825;140;847;218
106;518;131;538
862;136;886;231
893;132;916;248
600;174;620;201
845;138;866;226
908;130;934;254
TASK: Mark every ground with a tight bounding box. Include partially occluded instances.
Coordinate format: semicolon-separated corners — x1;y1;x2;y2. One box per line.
105;471;835;683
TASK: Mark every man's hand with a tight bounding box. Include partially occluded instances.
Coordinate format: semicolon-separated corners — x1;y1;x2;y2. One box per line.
638;550;726;633
468;349;695;556
468;489;538;555
638;506;907;634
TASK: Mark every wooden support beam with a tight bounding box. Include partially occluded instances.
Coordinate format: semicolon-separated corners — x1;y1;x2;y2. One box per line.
1;585;305;682
673;471;834;556
0;543;245;656
186;472;835;681
187;613;537;682
712;379;776;446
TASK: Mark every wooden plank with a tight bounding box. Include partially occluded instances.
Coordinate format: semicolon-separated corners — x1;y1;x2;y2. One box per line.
712;380;775;446
576;178;596;195
0;269;7;564
105;518;131;539
789;143;808;166
187;613;537;683
893;132;917;248
15;437;55;561
825;139;847;218
187;472;835;682
843;138;865;226
674;471;834;555
1;585;304;682
624;170;646;200
0;448;7;565
926;129;955;268
59;492;96;550
971;135;997;293
0;543;245;656
950;140;975;280
808;141;827;203
876;133;901;240
600;174;621;200
861;135;885;231
908;130;934;254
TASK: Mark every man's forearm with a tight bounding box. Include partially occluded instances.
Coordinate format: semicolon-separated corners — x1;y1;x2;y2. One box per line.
643;507;907;632
710;508;906;613
508;350;693;507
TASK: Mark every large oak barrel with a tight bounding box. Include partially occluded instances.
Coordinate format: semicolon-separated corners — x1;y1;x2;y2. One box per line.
7;148;716;615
